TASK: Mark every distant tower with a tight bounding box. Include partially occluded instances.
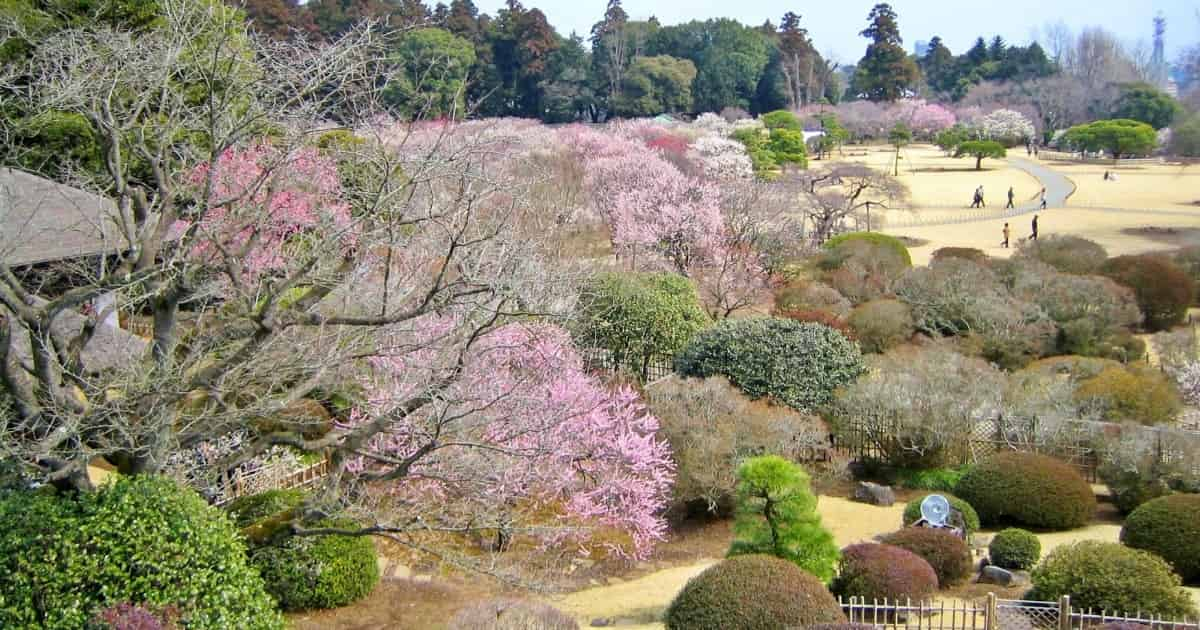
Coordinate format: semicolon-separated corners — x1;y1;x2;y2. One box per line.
1151;13;1168;87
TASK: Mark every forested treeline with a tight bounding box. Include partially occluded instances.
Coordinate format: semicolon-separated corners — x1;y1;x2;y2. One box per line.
217;0;839;120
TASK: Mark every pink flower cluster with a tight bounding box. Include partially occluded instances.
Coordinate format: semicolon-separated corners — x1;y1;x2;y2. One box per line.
183;144;354;281
566;127;725;274
351;321;675;559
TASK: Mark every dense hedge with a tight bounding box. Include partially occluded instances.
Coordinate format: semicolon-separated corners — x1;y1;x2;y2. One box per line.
1030;541;1196;619
1121;494;1200;583
573;271;710;377
1101;255;1194;331
847;299;914;354
831;544;939;602
1074;365;1182;426
901;493;981;535
824;232;913;268
228;489;379;611
448;599;578;629
988;528;1041;570
930;247;989;265
954;452;1096;530
665;555;845;630
880;528;972;586
674;317;864;412
0;476;283;630
1014;235;1109;275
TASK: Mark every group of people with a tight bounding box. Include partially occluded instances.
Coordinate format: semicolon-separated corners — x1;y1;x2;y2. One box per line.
1000;215;1038;248
970;186;1048;210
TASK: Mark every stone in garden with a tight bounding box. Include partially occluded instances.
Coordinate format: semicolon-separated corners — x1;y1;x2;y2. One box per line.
979;565;1014;586
853;481;896;506
590;618;613;627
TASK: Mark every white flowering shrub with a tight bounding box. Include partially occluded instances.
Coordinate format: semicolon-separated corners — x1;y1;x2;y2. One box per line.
979;109;1036;146
691;135;753;179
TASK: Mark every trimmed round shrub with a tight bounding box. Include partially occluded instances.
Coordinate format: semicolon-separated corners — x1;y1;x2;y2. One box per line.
761;109;802;131
1121;494;1200;583
1101;255;1194;331
1174;245;1200;305
901;493;981;535
954;452;1096;530
1030;541;1196;619
831;543;939;601
988;528;1041;570
0;476;283;630
1074;365;1183;426
674;317;865;412
1014;235;1109;275
824;232;913;268
228;489;379;611
847;299;914;354
931;247;988;264
448;599;578;629
665;555;845;630
880;528;972;586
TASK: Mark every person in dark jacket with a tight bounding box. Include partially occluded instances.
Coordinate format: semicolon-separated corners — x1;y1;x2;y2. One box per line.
1031;215;1039;241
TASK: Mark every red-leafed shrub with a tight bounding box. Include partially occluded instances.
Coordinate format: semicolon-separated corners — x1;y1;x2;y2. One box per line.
880;528;972;586
777;308;856;341
954;452;1096;530
831;543;939;602
665;555;845;630
1101;255;1193;331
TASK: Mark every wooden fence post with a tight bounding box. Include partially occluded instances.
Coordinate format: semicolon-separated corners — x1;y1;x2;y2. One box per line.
1059;595;1071;630
986;593;998;630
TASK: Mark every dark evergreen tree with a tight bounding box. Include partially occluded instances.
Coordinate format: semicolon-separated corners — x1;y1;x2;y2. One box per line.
850;3;918;101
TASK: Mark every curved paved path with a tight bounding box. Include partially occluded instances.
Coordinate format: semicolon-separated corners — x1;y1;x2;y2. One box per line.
1009;156;1076;209
888;157;1076;230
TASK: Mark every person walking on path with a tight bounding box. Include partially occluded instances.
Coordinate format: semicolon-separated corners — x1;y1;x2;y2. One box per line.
1002;222;1011;248
1039;187;1047;210
977;185;985;208
1005;186;1015;209
970;187;981;208
1031;215;1039;241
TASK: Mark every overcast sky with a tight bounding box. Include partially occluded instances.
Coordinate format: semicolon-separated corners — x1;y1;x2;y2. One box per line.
474;0;1200;65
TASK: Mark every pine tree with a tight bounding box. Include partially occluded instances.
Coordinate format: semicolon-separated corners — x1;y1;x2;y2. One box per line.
850;3;918;102
727;456;840;582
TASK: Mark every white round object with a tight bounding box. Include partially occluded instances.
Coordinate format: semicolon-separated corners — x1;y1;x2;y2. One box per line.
920;494;952;527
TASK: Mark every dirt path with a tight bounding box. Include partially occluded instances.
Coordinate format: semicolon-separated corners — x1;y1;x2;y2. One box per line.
547;496;907;628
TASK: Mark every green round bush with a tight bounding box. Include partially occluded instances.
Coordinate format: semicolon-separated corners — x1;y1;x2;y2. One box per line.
228;489;379;611
988;528;1041;570
673;317;865;412
901;493;981;535
954;452;1096;530
1121;494;1200;583
880;528;972;586
665;555;845;630
1101;255;1194;331
1030;541;1196;619
824;232;913;268
0;476;283;630
448;598;579;629
831;543;939;601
